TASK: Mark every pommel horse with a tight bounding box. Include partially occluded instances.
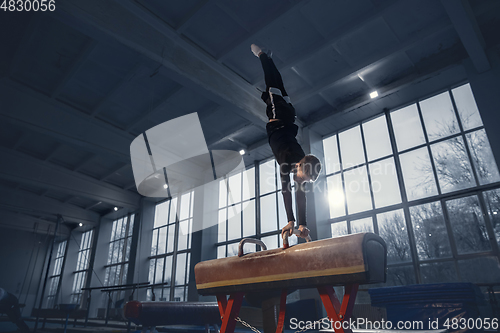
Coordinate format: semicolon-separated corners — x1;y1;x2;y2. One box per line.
195;232;387;333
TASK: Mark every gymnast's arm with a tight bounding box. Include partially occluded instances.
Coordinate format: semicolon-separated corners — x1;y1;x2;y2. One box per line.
295;181;309;237
280;172;296;237
280;171;310;238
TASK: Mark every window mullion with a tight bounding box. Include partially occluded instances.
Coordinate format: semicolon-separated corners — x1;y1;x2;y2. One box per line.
416;100;442;197
359;123;376;211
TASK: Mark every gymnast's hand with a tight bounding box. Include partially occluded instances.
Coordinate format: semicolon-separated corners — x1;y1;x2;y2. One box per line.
281;221;295;238
298;225;310;238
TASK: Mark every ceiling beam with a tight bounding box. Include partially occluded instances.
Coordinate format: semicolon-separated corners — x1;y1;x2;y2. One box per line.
306;46;468;128
0;147;140;209
90;63;145;118
216;3;251;32
73;154;97;172
100;163;130;182
0;185;99;226
51;39;98;99
11;132;30;150
9;15;44;77
176;0;214;34
124;181;136;191
216;0;309;61
293;20;453;105
0;79;134;163
55;0;267;126
0;210;71;237
44;143;64;162
1;79;245;183
85;201;102;210
63;196;75;204
441;0;490;73
207;123;254;148
125;85;183;131
262;0;400;77
2;79;236;194
39;189;49;196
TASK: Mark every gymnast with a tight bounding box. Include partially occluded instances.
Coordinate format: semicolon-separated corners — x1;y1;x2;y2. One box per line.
251;44;322;240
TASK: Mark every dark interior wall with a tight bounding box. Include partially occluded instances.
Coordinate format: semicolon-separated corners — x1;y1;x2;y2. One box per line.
0;227;51;314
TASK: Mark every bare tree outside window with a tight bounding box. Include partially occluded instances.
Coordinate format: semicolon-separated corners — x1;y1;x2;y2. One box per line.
446;196;490;255
466;129;500;185
386;266;416;286
377;210;411;264
483;188;500;245
431;136;475;193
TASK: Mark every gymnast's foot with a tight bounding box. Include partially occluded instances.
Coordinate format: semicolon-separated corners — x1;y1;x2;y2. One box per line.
251;44;272;58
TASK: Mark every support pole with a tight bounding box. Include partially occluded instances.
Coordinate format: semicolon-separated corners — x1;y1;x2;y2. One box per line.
33;214;62;333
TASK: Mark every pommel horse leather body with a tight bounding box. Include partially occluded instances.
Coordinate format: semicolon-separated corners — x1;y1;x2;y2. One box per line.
195;232;387;333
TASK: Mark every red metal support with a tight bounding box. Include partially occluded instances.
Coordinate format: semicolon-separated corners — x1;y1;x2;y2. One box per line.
275;289;288;333
317;284;359;333
216;292;244;333
339;284;358;321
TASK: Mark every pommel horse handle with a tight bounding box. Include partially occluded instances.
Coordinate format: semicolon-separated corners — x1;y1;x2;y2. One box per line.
283;228;312;249
238;238;267;257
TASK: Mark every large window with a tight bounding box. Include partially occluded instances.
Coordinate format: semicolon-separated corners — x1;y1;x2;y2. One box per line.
103;214;135;302
217;167;258;257
70;229;94;304
217;162;299;259
45;240;67;308
324;83;500;284
259;160;298;249
149;191;194;301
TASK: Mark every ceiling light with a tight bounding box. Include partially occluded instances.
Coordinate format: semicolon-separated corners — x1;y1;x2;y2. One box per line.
79;223;83;227
370;91;378;99
163;184;169;189
114;207;118;211
239;149;245;155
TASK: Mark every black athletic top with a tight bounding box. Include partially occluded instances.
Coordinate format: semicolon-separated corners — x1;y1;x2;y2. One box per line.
264;95;307;226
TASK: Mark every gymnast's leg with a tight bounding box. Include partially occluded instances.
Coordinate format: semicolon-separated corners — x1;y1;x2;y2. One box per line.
251;44;288;97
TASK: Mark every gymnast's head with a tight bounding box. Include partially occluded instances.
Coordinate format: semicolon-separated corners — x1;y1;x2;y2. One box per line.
294;154;322;184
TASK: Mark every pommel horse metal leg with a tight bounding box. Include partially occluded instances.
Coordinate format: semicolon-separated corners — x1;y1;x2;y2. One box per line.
318;284;359;333
276;289;287;333
216;292;244;333
216;289;287;333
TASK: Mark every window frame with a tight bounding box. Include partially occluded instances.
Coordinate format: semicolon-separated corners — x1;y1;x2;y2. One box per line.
148;191;194;302
325;82;500;284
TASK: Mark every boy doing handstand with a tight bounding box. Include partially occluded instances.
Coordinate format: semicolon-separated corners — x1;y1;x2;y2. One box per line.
251;44;322;240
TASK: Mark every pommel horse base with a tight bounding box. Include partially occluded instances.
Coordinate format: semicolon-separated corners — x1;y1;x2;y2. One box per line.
195;232;387;333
